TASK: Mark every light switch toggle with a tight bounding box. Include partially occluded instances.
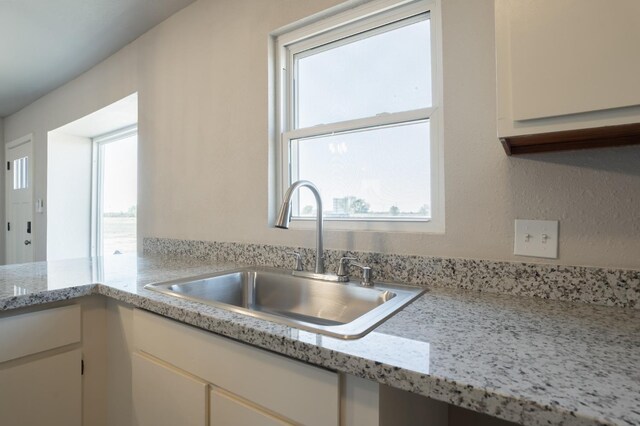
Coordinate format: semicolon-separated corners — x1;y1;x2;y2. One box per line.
514;219;559;259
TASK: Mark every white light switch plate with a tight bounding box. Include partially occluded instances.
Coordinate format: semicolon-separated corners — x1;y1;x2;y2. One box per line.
514;219;559;259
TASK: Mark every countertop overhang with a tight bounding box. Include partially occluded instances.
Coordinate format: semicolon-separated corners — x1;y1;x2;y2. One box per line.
0;254;638;426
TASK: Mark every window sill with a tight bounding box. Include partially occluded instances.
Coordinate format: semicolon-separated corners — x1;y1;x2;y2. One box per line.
285;217;444;233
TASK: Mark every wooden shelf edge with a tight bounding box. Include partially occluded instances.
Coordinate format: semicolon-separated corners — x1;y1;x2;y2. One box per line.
500;122;640;155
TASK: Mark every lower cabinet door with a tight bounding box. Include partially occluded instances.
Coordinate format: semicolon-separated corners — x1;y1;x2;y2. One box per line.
132;352;208;426
134;308;339;426
0;348;82;426
210;387;294;426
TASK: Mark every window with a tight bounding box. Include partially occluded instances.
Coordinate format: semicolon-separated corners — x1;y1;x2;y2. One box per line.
275;0;443;232
13;156;29;190
92;125;138;256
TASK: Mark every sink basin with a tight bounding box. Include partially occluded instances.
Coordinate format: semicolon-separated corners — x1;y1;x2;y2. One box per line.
144;267;425;339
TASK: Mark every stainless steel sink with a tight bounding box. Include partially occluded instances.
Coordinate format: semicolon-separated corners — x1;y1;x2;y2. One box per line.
144;267;425;339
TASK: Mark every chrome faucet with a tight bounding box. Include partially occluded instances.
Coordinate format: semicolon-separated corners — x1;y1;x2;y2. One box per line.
275;180;325;274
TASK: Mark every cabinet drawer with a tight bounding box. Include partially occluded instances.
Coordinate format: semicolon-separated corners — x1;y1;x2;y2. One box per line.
0;304;81;363
133;309;339;426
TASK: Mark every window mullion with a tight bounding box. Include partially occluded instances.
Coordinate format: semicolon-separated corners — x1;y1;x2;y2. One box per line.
284;108;432;141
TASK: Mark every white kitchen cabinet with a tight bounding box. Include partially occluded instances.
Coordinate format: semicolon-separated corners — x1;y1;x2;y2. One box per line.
132;308;340;426
132;352;208;426
0;304;82;426
0;304;80;363
495;0;640;154
0;348;82;426
210;386;293;426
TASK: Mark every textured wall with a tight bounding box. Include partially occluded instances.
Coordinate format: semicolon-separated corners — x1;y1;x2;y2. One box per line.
0;117;4;264
46;132;92;260
3;0;640;269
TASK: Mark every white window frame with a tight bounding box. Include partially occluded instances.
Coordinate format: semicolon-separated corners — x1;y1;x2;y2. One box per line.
90;124;138;256
274;0;444;233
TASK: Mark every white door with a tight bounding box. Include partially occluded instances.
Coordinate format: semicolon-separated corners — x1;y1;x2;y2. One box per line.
6;136;34;264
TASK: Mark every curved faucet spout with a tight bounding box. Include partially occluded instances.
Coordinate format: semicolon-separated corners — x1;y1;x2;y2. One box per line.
275;180;324;274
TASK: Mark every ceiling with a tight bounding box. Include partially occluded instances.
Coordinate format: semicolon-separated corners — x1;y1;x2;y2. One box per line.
0;0;196;118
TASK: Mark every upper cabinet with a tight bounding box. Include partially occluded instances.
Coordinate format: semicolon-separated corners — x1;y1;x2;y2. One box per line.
495;0;640;154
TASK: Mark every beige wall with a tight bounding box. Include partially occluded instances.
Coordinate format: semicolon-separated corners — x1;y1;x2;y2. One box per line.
4;0;640;269
0;117;4;264
47;132;92;261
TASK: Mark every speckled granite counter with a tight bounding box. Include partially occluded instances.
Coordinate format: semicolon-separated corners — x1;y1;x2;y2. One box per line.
0;255;638;426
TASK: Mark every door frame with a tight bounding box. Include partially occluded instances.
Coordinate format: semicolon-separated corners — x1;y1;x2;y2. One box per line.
5;134;35;264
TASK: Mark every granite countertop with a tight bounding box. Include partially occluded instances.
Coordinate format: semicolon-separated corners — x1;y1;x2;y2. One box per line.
0;255;638;426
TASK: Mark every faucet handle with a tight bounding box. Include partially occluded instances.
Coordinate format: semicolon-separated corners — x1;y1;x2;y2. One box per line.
286;251;304;271
349;261;373;287
337;257;356;277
